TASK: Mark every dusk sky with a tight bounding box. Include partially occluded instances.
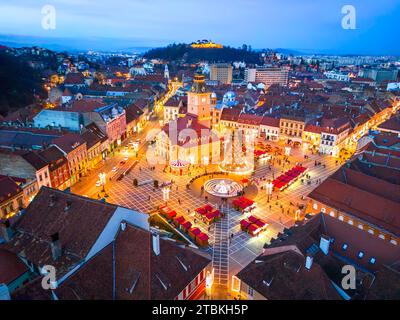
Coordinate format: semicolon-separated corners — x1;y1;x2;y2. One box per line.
0;0;399;54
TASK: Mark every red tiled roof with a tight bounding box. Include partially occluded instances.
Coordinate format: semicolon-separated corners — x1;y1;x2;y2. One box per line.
0;249;28;285
378;116;400;133
64;72;85;85
237;249;341;300
54;224;211;300
52;133;86;154
308;170;400;236
237;113;263;126
261;116;280;127
66;99;106;113
220;108;241;122
2;187;119;278
0;175;23;203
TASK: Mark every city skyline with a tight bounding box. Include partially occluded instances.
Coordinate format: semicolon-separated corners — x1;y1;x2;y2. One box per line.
0;0;400;55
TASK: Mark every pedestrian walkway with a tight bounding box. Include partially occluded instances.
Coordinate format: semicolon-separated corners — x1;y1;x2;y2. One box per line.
211;205;230;298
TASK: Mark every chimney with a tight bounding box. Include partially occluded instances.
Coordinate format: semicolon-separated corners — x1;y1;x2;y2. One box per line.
152;233;160;256
319;235;330;255
1;220;14;242
50;233;62;261
305;254;313;270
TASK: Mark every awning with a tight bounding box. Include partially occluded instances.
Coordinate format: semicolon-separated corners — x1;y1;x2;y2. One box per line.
197;233;209;241
174;216;185;224
240;219;250;228
189;227;201;236
248;215;258;224
181;221;192;229
170;159;189;168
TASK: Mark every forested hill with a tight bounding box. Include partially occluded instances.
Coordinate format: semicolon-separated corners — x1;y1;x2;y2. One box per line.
0;51;48;116
144;43;262;64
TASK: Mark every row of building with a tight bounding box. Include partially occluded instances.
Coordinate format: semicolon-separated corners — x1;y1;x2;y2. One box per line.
234;125;400;300
159;73;399;165
0;70;168;220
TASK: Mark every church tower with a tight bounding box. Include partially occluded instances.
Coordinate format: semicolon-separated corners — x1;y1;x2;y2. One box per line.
164;64;169;79
187;72;212;128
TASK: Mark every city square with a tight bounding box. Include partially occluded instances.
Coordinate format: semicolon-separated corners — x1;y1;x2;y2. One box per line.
0;0;399;305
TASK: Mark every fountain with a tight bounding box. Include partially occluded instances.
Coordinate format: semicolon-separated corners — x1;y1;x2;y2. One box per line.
204;179;243;197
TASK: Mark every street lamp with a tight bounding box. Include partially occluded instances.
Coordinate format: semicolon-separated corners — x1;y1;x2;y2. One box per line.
265;180;273;202
99;172;106;192
162;186;170;202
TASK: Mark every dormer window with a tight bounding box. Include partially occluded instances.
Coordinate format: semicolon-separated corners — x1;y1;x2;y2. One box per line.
342;243;348;251
358;251;364;259
369;257;376;265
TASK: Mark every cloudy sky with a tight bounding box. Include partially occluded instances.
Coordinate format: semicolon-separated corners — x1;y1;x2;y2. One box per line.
0;0;399;54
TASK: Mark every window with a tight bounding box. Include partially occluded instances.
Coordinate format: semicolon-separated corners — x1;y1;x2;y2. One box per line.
369;257;376;265
358;224;363;230
247;287;254;297
321;207;326;213
358;251;364;259
313;203;318;210
339;215;344;221
329;211;335;217
348;220;353;225
342;243;348;251
330;237;335;244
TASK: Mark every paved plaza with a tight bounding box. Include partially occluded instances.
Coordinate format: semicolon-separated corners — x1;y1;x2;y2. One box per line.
71;132;341;299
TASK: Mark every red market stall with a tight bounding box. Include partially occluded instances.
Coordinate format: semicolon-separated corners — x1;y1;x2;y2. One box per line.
204;212;215;224
247;224;259;236
194;207;207;217
166;210;177;220
204;210;222;224
240;215;269;236
240;219;251;231
180;220;192;232
188;227;201;240
173;215;185;227
233;197;255;213
196;233;209;247
272;165;308;191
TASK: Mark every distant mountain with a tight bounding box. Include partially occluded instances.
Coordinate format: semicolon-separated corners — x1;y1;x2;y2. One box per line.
144;43;262;63
0;34;161;54
274;48;304;56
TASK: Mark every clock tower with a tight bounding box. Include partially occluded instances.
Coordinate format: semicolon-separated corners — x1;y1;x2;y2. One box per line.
187;72;212;128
